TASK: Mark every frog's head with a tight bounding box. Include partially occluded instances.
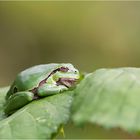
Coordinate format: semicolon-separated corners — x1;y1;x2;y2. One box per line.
50;63;80;88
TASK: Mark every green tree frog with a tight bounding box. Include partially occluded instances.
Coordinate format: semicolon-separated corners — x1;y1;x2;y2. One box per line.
4;63;80;115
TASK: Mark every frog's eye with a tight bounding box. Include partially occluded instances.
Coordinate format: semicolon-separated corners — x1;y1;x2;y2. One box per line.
13;87;18;93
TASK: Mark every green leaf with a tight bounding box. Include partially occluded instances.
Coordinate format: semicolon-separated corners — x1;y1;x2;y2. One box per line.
0;87;73;139
72;68;140;133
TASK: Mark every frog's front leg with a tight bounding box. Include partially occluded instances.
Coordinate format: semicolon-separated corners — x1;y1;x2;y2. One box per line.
4;91;34;115
37;84;67;97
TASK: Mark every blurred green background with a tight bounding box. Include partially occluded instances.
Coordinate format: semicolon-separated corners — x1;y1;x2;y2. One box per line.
0;1;140;138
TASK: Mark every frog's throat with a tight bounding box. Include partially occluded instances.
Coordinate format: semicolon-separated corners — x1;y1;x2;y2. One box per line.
29;66;77;99
56;78;77;88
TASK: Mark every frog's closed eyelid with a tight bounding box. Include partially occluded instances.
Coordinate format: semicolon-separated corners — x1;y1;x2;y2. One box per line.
59;67;69;72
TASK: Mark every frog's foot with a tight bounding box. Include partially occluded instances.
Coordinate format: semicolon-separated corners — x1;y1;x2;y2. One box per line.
4;91;34;115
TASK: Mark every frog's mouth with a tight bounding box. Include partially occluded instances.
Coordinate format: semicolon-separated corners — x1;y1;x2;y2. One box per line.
30;66;78;98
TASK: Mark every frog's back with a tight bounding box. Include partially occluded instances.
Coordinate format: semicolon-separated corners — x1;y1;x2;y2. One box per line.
15;64;60;90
